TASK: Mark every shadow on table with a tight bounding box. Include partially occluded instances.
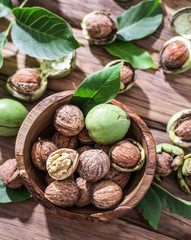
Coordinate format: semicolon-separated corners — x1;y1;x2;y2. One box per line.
45;209;125;240
0;198;37;223
164;68;191;104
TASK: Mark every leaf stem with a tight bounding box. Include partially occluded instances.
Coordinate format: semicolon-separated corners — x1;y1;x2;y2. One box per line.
19;0;29;8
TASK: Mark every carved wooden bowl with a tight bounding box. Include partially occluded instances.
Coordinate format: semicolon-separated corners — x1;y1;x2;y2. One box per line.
15;90;156;222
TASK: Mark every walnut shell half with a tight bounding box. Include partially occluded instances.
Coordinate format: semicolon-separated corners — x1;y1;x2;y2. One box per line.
44;180;79;207
75;177;93;207
92;180;122;209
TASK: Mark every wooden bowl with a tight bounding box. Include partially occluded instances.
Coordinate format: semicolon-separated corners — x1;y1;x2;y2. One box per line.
15;90;156;222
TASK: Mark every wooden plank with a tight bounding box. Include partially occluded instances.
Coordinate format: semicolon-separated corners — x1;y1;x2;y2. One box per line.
0;199;174;240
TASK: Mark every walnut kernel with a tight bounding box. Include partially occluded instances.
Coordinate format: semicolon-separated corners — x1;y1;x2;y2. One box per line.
46;148;79;180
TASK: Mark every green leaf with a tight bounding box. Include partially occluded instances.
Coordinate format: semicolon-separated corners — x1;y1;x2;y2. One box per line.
152;182;191;218
70;63;122;115
11;7;82;60
0;0;13;18
0;177;31;203
0;31;8;68
135;186;162;229
117;0;163;41
103;40;156;69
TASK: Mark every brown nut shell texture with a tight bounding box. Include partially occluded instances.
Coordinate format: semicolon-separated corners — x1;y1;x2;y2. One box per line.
31;139;58;171
0;158;23;188
46;148;79;180
94;143;112;154
104;168;131;188
162;40;189;69
77;146;93;155
44;180;79;207
77;149;110;182
75;177;93;207
78;127;94;145
54;104;84;136
11;68;41;94
156;152;173;177
92;180;123;209
111;140;141;168
175;118;191;141
86;14;113;39
52;131;78;149
120;65;134;85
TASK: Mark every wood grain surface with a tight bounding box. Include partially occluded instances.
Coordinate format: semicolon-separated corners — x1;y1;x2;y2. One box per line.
0;0;191;239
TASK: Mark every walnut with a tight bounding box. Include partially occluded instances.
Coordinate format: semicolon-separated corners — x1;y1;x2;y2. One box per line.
78;127;94;145
54;104;84;136
156;152;173;177
175;119;191;141
77;149;110;182
111;140;141;168
10;68;41;94
92;180;122;209
104;168;131;188
31;138;58;171
76;146;93;155
94;143;112;154
74;177;93;207
85;14;113;39
120;65;133;85
52;131;78;149
44;180;79;207
45;172;74;186
46;148;79;180
0;158;23;188
162;40;189;69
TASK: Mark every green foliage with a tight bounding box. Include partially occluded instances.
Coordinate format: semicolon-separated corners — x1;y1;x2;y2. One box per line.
0;0;13;18
0;31;7;68
103;40;156;69
117;0;163;41
70;63;122;115
0;177;31;203
135;182;191;229
11;7;82;60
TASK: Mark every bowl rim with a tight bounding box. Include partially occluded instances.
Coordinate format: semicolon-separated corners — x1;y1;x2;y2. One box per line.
15;90;156;222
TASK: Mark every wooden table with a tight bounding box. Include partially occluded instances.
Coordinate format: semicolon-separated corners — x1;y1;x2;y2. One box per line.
0;0;191;239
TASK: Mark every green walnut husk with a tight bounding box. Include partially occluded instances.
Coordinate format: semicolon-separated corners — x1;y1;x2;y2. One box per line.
177;166;191;194
0;98;28;136
6;68;47;102
182;153;191;176
170;7;191;39
81;10;117;45
159;36;191;74
105;60;136;93
110;138;145;173
156;143;184;170
85;103;130;145
40;52;76;78
167;109;191;148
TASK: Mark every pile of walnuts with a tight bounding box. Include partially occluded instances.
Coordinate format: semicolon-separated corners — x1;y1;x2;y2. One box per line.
30;104;143;210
